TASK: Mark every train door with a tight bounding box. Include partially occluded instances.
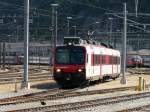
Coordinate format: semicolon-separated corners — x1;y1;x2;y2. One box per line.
112;55;114;75
91;53;94;76
112;51;117;76
112;53;117;76
118;56;121;74
86;52;93;78
113;56;117;75
99;54;102;78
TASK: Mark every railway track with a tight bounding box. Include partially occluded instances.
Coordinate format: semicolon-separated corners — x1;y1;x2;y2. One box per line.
0;76;53;84
0;65;52;84
127;68;150;75
0;69;20;74
6;91;150;112
0;72;52;84
0;85;149;106
0;71;50;78
0;87;80;105
0;65;51;74
0;68;43;76
117;104;150;112
0;67;149;111
8;65;51;71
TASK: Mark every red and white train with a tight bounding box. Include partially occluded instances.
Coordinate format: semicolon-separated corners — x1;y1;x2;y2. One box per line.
127;55;143;67
53;37;121;87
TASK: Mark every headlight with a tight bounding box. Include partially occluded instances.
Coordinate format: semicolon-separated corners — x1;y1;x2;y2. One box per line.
78;69;82;72
56;68;61;72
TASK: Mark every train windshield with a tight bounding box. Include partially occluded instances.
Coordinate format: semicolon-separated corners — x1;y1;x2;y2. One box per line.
55;47;85;64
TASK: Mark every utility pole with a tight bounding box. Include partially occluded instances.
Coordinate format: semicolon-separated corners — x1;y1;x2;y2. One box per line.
0;43;1;68
137;34;140;51
51;4;54;48
51;4;58;48
16;25;19;42
67;16;72;36
2;42;5;70
22;0;30;89
55;6;58;46
51;4;58;66
72;26;77;36
120;3;127;84
108;17;113;44
8;35;11;68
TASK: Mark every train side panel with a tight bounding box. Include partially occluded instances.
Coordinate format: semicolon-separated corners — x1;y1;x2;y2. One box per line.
85;45;121;81
101;48;113;76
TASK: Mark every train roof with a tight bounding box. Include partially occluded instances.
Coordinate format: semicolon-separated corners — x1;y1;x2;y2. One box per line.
56;37;120;57
56;43;120;56
58;43;119;52
63;37;118;50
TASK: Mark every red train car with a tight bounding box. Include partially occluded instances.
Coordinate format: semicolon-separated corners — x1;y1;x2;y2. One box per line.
53;37;121;87
127;55;143;67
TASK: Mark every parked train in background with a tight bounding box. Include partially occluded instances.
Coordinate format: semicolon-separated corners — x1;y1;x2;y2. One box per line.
142;55;150;67
0;43;52;65
0;52;51;65
127;55;144;67
53;37;121;87
0;52;21;65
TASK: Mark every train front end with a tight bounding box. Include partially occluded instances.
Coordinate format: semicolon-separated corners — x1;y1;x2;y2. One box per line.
53;46;86;87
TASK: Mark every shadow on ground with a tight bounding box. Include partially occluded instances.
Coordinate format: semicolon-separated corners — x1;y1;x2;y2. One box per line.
31;79;114;90
31;82;59;90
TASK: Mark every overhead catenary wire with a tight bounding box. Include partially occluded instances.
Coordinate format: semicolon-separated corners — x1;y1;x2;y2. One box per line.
65;0;150;32
129;24;150;33
0;1;146;24
112;14;150;32
0;0;150;34
0;1;50;13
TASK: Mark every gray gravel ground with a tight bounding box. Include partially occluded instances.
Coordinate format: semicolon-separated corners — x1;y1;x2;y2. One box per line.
0;90;148;112
74;97;150;112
